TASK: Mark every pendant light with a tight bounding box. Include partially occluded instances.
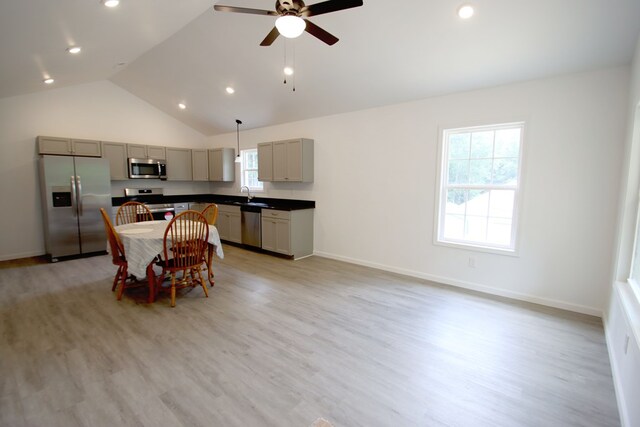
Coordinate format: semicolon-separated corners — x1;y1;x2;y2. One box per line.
235;119;242;163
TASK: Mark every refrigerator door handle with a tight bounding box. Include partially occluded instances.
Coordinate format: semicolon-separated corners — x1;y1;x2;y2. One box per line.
76;176;83;216
70;176;77;217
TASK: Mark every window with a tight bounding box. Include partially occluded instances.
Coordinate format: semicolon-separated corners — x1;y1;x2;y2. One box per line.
240;148;263;191
437;122;524;252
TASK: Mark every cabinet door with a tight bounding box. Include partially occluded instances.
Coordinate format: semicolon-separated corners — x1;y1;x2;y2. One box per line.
71;139;101;157
262;216;291;255
192;149;209;181
286;139;302;181
166;147;192;181
272;141;288;181
228;213;242;243
37;136;72;155
208;149;223;181
217;213;230;240
274;219;291;254
127;144;147;159
147;146;166;159
101;141;128;180
257;142;273;181
261;217;276;252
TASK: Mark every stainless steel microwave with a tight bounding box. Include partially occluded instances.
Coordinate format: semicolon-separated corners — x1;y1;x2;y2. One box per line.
128;158;167;180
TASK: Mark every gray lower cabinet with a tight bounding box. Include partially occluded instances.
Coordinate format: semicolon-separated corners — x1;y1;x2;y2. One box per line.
166;147;192;181
101;141;128;180
217;204;241;243
261;209;313;259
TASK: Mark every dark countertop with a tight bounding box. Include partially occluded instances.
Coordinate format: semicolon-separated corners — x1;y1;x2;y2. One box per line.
111;193;315;211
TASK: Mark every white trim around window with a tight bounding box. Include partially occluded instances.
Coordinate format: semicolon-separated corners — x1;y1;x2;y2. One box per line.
240;148;264;192
435;121;525;255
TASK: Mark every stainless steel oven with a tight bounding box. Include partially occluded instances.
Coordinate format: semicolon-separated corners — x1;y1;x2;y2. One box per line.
146;203;175;221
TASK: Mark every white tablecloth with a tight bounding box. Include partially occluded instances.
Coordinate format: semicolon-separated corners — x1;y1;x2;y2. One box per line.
114;220;224;279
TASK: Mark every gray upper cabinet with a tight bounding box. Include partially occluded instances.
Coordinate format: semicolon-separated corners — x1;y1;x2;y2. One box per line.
257;142;273;182
192;149;209;181
259;138;313;182
101;141;128;180
208;148;235;182
38;136;101;157
127;144;166;160
166;147;193;181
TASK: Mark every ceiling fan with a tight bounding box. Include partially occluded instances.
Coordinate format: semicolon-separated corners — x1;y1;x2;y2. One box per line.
213;0;363;46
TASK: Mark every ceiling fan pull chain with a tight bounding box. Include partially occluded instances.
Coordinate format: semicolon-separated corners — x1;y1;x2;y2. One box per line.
283;40;288;84
292;42;296;92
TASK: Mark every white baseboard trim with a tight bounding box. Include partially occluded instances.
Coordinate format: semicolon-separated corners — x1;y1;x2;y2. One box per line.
313;250;602;317
0;250;45;262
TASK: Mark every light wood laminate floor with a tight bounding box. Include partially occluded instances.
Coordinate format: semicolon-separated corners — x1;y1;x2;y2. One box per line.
0;246;620;426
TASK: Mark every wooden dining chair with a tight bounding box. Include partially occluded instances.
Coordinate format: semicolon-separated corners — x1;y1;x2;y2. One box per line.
100;208;134;300
156;210;209;307
115;201;153;225
201;203;219;286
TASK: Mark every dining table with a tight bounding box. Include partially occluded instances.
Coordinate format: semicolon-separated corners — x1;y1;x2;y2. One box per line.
115;219;223;302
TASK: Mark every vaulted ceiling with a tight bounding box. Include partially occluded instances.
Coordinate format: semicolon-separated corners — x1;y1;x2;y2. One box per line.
2;0;640;135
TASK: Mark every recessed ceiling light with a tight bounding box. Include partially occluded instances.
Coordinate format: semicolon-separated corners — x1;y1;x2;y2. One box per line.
457;4;474;19
226;87;235;94
66;46;82;54
102;0;120;8
43;78;54;84
284;67;294;76
178;103;186;110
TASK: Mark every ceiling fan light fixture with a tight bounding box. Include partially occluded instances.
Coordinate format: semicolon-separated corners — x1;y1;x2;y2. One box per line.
284;66;294;76
275;15;306;39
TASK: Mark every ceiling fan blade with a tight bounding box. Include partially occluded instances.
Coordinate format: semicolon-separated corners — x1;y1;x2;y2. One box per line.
260;27;281;46
301;0;363;17
213;5;278;16
303;19;339;45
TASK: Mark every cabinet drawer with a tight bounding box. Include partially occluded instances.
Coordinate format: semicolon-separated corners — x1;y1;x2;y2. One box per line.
218;204;241;214
262;209;290;220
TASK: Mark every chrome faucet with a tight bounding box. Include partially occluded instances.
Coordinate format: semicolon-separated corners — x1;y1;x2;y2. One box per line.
240;185;253;202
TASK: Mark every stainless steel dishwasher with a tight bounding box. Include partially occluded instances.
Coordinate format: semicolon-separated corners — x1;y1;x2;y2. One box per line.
241;204;261;248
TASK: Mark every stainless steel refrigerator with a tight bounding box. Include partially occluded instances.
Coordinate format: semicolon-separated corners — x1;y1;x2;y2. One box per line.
39;155;111;261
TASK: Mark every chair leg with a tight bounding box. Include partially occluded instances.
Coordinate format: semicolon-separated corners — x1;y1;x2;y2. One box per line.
112;265;122;291
197;267;209;298
170;273;177;308
207;245;215;287
116;266;127;301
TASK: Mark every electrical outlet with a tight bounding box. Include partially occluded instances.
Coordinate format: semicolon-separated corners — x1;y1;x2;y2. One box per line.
468;257;476;268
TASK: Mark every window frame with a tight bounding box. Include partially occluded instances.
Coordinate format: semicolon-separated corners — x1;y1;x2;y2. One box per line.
434;121;525;255
240;148;264;192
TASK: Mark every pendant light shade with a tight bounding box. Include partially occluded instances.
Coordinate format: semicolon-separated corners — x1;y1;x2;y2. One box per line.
275;15;306;39
235;119;242;163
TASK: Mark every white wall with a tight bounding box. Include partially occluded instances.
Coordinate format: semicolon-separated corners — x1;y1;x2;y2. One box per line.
606;36;640;427
211;67;629;315
0;80;209;260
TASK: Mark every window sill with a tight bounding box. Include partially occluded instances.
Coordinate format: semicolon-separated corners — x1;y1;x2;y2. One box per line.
434;239;520;257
